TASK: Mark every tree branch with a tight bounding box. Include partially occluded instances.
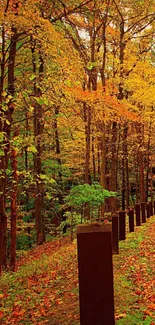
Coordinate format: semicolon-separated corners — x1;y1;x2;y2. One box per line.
51;0;93;23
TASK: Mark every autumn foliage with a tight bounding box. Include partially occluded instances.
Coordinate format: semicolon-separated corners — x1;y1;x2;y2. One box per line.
0;0;155;273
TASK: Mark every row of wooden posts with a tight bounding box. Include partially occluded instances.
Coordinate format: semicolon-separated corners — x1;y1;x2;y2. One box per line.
77;201;155;325
112;201;154;254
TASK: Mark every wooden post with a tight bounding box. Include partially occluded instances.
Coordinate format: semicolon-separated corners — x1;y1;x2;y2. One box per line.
141;202;146;223
135;203;141;226
112;214;119;254
119;211;126;240
154;201;155;215
146;202;150;218
149;201;153;217
128;208;134;232
77;223;115;325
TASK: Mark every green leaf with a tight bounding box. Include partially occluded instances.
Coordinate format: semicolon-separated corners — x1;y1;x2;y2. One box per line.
29;74;36;81
0;132;4;142
45;193;52;200
0;150;4;156
27;145;37;153
23;91;29;99
87;61;97;71
36;97;45;105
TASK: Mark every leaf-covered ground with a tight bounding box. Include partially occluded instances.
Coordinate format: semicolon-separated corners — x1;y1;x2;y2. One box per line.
1;218;155;324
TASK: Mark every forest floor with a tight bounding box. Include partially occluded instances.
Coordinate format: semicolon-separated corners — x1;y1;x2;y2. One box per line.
1;218;155;324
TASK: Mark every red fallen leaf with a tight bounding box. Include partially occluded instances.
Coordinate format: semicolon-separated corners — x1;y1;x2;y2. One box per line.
13;309;25;317
40;308;46;316
148;303;155;310
0;311;3;318
150;296;155;303
144;310;153;317
55;299;63;305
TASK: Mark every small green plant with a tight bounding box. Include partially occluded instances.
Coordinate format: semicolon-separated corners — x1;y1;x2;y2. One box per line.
65;182;117;209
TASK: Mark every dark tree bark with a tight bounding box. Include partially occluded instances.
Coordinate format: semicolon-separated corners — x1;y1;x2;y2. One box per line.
83;102;91;219
10;137;18;271
7;26;18;270
91;132;96;181
84;103;91;185
109;122;118;213
0;22;8;273
31;41;45;245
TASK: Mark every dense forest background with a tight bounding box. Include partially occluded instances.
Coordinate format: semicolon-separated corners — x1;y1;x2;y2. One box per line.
1;0;155;273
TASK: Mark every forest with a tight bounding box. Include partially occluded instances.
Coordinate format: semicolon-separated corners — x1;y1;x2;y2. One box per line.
1;0;155;274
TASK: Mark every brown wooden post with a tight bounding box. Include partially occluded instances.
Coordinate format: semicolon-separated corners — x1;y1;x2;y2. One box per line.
128;208;134;232
119;211;126;240
154;201;155;215
146;202;150;218
77;223;115;325
141;202;146;223
149;201;153;217
135;203;141;226
112;214;119;254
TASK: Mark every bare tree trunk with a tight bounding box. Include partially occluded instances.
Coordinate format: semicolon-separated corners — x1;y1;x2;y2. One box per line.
91;132;96;181
25;109;31;247
10;137;18;271
139;149;145;202
97;143;101;181
135;153;139;203
53;105;66;230
83;103;91;219
0;21;7;273
7;26;18;270
0;150;5;274
110;122;117;212
122;124;128;210
84;104;91;185
146;118;152;201
33;104;44;244
100;122;106;218
31;41;45;245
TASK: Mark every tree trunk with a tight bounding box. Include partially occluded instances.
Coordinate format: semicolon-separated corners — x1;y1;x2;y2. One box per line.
10;139;18;271
109;122;117;213
0;150;5;274
25;109;31;247
84;103;91;185
83;103;91;219
146;119;152;201
6;26;17;270
31;43;45;245
135;153;139;203
139;148;145;203
91;133;96;181
118;20;126;209
122;124;128;210
0;25;6;271
100;122;106;218
53;105;65;229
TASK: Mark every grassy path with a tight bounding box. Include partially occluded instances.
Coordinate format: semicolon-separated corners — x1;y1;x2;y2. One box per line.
1;218;155;324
